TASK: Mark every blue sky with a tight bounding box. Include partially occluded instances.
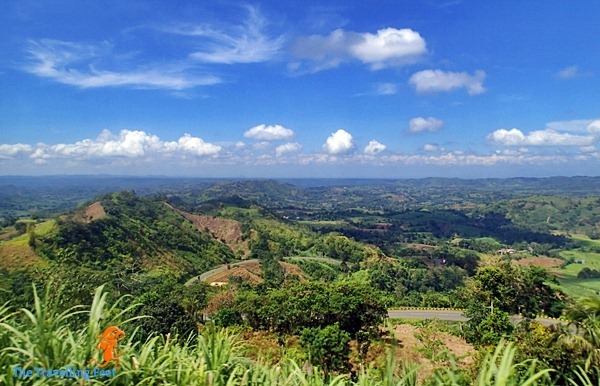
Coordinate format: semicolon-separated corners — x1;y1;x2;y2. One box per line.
1;0;599;178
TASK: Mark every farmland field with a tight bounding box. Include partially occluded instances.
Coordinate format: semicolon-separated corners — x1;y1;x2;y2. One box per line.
554;235;600;297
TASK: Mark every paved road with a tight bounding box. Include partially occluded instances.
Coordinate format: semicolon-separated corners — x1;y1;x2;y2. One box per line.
388;309;564;326
187;261;565;327
388;309;467;322
185;256;342;286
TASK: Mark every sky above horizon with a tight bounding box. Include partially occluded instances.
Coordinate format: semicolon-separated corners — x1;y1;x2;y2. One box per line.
1;0;599;178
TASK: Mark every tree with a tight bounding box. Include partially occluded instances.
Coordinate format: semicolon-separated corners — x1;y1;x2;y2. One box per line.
27;223;37;248
463;266;515;346
301;323;350;375
565;296;600;354
463;263;565;346
234;277;387;338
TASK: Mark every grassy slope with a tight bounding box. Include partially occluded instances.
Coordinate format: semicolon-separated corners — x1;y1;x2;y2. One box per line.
0;220;55;270
555;235;600;297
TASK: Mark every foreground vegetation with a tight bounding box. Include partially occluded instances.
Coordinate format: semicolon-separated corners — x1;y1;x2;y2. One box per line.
1;285;599;385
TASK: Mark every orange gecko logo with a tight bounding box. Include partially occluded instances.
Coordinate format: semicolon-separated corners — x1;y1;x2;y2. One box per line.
88;326;125;369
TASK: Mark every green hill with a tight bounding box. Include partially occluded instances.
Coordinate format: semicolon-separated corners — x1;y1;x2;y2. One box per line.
35;191;235;276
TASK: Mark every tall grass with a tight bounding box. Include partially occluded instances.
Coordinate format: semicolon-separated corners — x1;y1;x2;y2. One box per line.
0;284;591;385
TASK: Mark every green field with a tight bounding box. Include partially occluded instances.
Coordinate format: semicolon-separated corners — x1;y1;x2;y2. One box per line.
555;235;600;297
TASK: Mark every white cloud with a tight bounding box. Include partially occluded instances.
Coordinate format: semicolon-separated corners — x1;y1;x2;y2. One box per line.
409;69;486;95
323;129;354;154
409;117;444;133
349;28;427;69
423;144;440;152
355;83;398;97
25;40;220;90
488;128;597;147
253;141;271;149
364;140;386;155
244;124;295;140
27;130;221;161
0;144;33;159
375;83;397;95
291;27;426;72
175;5;284;64
557;65;579;79
275;142;302;157
380;152;568;166
174;134;222;156
545;119;594;132
588;120;600;136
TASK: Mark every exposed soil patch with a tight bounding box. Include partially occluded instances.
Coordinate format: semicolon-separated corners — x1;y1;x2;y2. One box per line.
203;261;307;285
206;262;264;285
74;201;107;223
0;232;16;240
389;324;475;383
167;204;250;257
513;256;563;268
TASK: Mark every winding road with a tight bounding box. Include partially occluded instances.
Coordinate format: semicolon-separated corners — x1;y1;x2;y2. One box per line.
187;258;565;327
185;256;341;286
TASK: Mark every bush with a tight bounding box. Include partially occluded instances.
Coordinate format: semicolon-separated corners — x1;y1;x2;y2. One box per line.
300;323;350;374
577;267;600;279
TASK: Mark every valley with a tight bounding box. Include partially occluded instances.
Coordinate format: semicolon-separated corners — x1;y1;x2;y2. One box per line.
1;176;599;384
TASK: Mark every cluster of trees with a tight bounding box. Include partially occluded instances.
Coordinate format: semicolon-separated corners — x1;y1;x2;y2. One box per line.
463;262;566;346
215;278;387;337
578;267;600;279
368;260;466;303
208;276;387;373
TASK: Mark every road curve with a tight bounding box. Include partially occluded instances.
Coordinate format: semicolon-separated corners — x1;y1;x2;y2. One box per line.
388;309;564;326
185;256;342;286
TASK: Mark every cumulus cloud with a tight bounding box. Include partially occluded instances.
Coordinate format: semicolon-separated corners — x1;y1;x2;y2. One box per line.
423;144;440;152
409;69;486;95
323;129;354;154
244;124;295;140
409;117;444;133
175;134;222;156
275;142;302;157
488;128;597;147
0;144;33;159
364;140;386;155
253;141;271;149
588;120;600;136
291;27;426;72
25;130;221;162
25;40;221;90
349;28;427;69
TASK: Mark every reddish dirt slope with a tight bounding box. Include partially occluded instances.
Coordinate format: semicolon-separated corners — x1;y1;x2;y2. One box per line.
203;261;307;285
72;201;107;223
167;204;250;257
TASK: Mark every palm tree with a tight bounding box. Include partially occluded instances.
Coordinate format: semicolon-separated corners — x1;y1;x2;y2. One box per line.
564;296;600;367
